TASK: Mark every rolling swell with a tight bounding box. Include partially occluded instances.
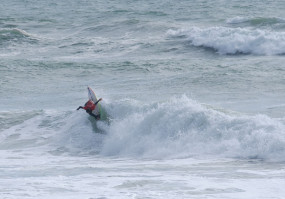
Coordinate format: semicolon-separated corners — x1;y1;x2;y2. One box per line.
226;16;285;27
225;16;285;36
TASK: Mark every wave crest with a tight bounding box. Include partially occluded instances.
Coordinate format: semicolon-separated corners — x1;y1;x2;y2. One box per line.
167;27;285;55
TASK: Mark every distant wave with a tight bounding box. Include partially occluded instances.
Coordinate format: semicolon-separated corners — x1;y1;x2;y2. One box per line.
0;28;37;44
226;16;249;24
226;16;285;26
167;27;285;55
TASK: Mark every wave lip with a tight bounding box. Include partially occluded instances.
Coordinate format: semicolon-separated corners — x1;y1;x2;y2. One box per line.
167;27;285;55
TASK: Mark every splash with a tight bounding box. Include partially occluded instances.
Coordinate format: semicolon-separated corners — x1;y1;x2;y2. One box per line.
101;96;285;161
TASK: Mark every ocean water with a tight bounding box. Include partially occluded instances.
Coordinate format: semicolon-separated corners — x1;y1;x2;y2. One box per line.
1;0;285;198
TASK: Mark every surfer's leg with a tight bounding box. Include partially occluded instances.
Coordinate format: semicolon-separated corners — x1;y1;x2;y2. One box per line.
95;114;101;120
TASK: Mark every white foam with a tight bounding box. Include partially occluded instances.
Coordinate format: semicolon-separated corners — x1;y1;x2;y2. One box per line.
101;96;285;161
167;27;285;55
0;110;104;155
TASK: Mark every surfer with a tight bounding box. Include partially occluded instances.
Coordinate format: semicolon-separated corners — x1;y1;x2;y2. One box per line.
77;98;102;120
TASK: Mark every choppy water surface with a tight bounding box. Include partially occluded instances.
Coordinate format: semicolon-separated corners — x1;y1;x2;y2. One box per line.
1;0;285;198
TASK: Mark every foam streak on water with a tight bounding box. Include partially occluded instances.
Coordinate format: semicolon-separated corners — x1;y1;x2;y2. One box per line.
1;154;285;199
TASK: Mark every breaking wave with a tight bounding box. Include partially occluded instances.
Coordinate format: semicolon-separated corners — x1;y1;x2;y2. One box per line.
101;96;285;161
1;96;285;161
167;27;285;55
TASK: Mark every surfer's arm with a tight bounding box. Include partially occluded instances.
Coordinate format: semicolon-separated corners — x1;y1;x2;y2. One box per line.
94;98;102;105
77;106;84;110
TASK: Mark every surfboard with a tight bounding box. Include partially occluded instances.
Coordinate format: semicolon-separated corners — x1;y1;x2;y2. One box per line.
87;86;106;120
87;86;98;103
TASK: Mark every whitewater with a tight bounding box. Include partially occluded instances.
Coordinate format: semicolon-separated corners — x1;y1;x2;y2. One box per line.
1;0;285;198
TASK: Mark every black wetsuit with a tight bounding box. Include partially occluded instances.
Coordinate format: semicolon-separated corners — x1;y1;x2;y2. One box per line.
86;108;100;120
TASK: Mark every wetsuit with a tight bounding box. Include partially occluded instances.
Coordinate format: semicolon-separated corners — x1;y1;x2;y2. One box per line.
85;108;100;120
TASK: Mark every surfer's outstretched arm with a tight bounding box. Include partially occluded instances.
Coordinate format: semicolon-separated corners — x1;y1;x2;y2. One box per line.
77;106;84;110
94;98;102;105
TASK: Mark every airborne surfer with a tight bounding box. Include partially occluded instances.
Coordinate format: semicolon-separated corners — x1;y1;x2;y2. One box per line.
77;98;102;120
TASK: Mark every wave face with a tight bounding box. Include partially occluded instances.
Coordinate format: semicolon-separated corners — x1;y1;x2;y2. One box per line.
1;96;285;161
167;27;285;55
